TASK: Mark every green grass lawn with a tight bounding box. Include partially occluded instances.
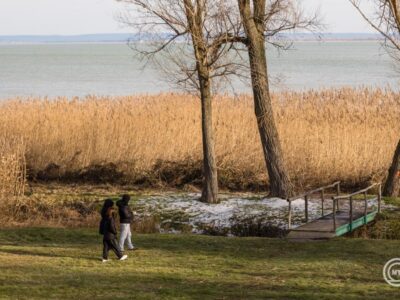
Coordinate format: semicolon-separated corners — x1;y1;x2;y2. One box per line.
0;228;399;299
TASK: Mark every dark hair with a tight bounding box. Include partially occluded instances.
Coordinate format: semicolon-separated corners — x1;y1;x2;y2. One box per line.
122;194;130;203
101;199;114;218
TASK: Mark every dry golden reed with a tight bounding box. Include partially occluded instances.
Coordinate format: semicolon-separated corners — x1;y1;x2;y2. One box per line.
0;87;399;189
0;136;26;217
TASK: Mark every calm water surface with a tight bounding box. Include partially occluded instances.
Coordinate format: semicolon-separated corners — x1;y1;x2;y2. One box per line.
0;41;398;98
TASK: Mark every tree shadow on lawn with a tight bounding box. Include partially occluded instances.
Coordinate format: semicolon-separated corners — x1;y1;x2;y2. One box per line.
0;247;99;261
1;227;399;266
137;234;400;265
0;265;396;300
0;227;97;247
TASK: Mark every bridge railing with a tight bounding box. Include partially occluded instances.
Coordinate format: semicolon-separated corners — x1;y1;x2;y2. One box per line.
287;181;341;229
331;183;382;231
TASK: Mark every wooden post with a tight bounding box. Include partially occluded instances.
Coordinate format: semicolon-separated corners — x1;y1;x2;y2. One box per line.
288;200;292;230
321;189;325;217
333;198;337;231
305;195;309;223
364;191;368;224
349;196;353;231
336;183;340;211
378;183;382;213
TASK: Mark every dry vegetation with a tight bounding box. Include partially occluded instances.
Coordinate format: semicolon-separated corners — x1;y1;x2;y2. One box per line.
0;137;26;219
0;87;399;191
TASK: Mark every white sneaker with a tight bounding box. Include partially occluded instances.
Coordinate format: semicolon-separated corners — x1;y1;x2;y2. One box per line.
119;255;128;261
102;259;109;263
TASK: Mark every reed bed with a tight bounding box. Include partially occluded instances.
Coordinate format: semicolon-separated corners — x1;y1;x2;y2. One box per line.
0;137;26;219
0;87;399;190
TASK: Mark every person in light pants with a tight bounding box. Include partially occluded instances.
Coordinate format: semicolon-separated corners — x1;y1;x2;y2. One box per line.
116;194;136;251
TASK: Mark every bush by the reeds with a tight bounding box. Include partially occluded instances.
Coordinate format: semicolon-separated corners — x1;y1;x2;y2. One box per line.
0;87;399;190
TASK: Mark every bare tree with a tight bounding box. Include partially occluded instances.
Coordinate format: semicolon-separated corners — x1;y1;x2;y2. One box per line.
117;0;245;203
350;0;400;197
236;0;318;197
119;0;319;199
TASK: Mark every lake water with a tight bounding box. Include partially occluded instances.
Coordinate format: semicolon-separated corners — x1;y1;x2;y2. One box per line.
0;41;398;98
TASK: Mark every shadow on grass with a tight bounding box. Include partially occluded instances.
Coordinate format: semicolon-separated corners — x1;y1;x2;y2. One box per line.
0;263;396;300
1;227;399;265
137;234;400;265
1;228;399;299
0;227;97;245
0;248;98;261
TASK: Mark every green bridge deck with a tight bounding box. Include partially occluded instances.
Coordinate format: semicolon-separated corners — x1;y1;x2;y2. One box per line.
287;210;378;241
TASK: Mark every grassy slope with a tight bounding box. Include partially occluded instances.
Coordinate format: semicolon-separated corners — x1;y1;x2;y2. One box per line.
0;228;399;299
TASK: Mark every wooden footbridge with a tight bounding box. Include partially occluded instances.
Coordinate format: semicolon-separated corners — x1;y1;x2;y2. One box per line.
286;182;382;241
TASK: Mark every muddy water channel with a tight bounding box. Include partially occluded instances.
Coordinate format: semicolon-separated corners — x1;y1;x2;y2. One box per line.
129;193;381;237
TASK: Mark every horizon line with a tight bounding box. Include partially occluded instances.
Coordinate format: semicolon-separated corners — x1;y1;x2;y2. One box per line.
0;32;379;37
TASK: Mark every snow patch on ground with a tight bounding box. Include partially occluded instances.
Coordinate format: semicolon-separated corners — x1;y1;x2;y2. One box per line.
132;193;387;236
133;193;330;236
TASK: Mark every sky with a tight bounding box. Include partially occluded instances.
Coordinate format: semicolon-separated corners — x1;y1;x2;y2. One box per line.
0;0;376;36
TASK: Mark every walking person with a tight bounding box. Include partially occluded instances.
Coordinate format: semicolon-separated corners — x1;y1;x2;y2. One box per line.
99;199;128;262
117;194;136;251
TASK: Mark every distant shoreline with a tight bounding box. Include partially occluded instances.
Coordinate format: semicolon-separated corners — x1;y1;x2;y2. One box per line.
0;41;131;45
0;32;383;45
0;39;384;46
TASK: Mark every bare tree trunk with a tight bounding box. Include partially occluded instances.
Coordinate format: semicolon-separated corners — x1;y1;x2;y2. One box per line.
184;0;219;203
199;74;219;203
383;139;400;197
239;0;294;198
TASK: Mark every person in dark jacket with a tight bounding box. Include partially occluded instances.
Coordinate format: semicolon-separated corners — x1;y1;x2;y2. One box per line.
116;194;136;251
99;199;128;262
